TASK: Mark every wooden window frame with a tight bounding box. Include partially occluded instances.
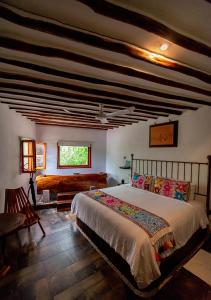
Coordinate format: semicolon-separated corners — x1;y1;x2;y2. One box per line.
36;142;47;170
57;144;91;169
20;139;36;173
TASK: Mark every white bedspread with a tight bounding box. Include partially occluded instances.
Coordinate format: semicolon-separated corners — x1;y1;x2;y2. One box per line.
71;184;208;288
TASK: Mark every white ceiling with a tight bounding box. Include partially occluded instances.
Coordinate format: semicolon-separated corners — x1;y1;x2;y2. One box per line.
0;0;210;129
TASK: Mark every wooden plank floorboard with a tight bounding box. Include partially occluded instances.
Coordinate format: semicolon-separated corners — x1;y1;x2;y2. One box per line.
0;209;210;300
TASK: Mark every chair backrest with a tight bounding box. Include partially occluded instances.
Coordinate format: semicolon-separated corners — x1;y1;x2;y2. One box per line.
5;187;38;225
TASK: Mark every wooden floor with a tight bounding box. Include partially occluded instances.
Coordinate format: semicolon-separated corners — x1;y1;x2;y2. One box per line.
0;209;210;300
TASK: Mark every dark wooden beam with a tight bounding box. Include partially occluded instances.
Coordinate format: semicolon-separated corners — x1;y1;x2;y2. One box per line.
15;114;141;124
9;107;174;119
0;90;135;111
1;57;209;106
35;123;112;130
0;37;210;97
0;91;158;118
5;100;182;116
79;0;211;57
28;117;119;127
28;116;132;126
35;122;111;130
1;83;179;114
0;83;183;115
25;113;136;125
0;97;126;114
0;98;150;121
16;110;161;123
0;90;169;117
1;5;210;83
25;116;118;129
21;117;136;129
0;72;199;110
8;103;105;116
7;105;147;123
19;111;147;122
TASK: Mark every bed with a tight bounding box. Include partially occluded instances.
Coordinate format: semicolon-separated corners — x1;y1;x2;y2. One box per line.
71;155;211;297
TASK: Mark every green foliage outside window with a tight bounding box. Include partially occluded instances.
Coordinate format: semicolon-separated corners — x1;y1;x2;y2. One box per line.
59;146;89;166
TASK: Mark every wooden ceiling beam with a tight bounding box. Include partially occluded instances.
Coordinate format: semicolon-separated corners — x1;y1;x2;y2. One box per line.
0;91;158;118
0;84;183;114
1;57;208;106
16;110;152;121
0;90;169;117
0;37;210;97
28;119;131;127
26;115;135;125
19;111;147;123
6;101;182;116
79;0;211;57
13;106;165;118
20;113;139;124
34;122;110;130
1;5;210;83
0;72;199;110
9;106;175;123
8;107;147;124
0;99;150;121
28;117;119;127
0;97;131;114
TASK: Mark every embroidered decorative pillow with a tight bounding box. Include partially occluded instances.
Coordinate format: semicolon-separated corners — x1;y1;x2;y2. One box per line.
153;177;164;194
144;175;154;191
160;179;175;198
173;181;190;201
131;175;145;189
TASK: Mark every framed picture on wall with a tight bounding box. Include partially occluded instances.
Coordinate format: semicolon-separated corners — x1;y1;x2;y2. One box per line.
149;121;178;147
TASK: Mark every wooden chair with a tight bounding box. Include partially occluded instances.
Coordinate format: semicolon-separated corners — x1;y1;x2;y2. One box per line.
4;187;45;236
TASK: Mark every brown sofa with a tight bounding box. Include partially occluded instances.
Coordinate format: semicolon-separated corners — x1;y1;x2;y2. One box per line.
36;173;107;196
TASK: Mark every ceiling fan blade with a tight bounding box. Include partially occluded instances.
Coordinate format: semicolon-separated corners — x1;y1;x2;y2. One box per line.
106;106;135;118
63;108;71;113
95;116;109;124
100;118;109;124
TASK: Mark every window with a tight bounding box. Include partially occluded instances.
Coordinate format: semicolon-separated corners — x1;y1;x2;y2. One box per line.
36;142;46;170
20;139;36;173
57;143;91;168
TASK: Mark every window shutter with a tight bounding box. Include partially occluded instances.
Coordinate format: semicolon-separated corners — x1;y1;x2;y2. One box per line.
20;139;36;173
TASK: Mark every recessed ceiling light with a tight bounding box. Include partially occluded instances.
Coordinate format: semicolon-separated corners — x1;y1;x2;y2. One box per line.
160;43;169;51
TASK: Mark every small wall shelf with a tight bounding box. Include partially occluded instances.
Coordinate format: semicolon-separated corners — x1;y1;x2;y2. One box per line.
119;166;131;169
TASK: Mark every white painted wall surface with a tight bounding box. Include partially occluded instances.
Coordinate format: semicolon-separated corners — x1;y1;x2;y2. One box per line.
0;104;36;212
106;107;211;183
36;125;107;175
1;104;210;211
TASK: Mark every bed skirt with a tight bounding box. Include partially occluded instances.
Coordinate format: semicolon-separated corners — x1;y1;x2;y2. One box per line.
76;217;208;298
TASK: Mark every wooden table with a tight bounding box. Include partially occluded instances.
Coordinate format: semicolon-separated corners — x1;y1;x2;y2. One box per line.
0;213;26;277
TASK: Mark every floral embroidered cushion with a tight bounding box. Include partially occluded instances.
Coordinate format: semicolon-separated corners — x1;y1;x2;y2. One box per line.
153;177;164;194
144;175;154;191
160;179;190;201
173;181;190;201
160;179;176;198
131;174;145;189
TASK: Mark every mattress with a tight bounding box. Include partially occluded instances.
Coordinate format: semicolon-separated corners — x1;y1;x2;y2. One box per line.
71;184;209;288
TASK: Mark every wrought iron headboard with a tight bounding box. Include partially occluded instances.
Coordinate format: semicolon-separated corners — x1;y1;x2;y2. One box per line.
131;154;211;216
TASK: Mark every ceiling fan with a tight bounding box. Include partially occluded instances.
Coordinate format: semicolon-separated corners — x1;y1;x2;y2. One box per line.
95;104;135;124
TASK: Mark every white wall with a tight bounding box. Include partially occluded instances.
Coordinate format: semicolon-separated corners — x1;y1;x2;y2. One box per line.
1;103;210;211
0;104;36;212
106;107;211;183
36;125;107;175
